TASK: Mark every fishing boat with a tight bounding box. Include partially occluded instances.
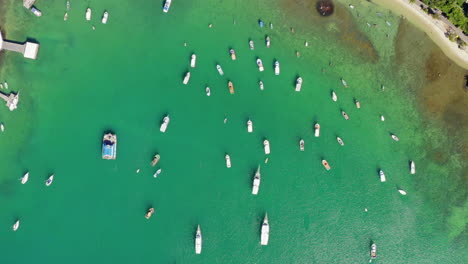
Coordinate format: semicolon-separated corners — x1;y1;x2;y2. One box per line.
31;6;42;17
247;119;253;133
398;189;407;195
45;174;54;186
314;123;320;137
1;122;4;132
225;154;231;168
256;58;264;72
337;137;344;146
163;0;172;13
249;40;254;50
228;81;235;94
259;19;264;27
274;61;280;75
322;160;331;170
391;134;399;141
370;244;377;260
12;220;20;231
252;166;261;195
153;169;162;178
342;111;349;120
145;208;155;219
206;87;211;96
64;12;68;21
259;81;264;90
66;0;70;11
380;115;385;121
266;36;271;48
332;91;338;102
85;8;91;21
410;160;416;174
102;133;117;159
21;172;29;184
299;139;305;151
160;115;170;133
263;140;270;155
341;78;348;88
216;64;224;76
183;71;191;85
102;11;109;24
260;214;269;245
195;225;202;254
295;77;303;92
379;170;386;182
355;99;361;109
151;154;160;166
230;49;237;60
190;54;196;68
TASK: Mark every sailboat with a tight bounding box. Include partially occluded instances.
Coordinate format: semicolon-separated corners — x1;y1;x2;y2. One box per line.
1;122;4;132
410;160;416;174
45;174;54;186
247;119;253;133
260;214;269;245
195;225;202;254
252;166;261;195
12;220;20;231
398;189;407;195
183;71;191;85
21;172;29;184
332;91;337;102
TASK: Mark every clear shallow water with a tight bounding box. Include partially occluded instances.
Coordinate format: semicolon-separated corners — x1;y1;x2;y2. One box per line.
0;0;466;263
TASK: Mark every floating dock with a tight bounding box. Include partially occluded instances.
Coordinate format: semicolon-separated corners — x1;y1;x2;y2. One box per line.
0;31;39;60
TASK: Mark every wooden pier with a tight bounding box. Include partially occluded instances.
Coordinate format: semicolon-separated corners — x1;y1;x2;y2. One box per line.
0;31;39;59
0;91;19;111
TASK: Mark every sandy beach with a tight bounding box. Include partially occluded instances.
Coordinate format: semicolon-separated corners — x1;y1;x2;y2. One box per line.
371;0;468;69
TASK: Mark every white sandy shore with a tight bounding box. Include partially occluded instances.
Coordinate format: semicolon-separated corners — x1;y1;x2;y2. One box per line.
372;0;468;69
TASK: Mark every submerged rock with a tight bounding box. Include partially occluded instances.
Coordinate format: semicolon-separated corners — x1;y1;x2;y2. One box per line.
316;0;334;17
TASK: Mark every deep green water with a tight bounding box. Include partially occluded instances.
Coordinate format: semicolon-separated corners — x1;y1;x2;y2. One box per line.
0;0;466;263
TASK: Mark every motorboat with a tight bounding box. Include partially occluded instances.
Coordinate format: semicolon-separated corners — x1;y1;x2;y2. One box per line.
259;81;264;90
295;77;302;92
305;41;309;47
341;78;348;88
380;115;385;121
102;11;109;24
355;99;361;109
12;220;20;231
31;6;42;17
195;225;202;254
349;4;355;9
314;123;320;137
228;81;235;94
391;134;399;141
263;140;270;155
264;158;269;164
190;54;196;68
102;133;117;159
85;8;91;21
342;111;349;120
4;81;8;89
274;61;280;75
1;122;4;132
183;71;191;85
379;170;386;182
410;160;416;174
230;49;237;60
216;64;224;76
45;174;54;186
153;169;162;178
260;214;269;245
151;154;160;166
299;139;305;151
266;36;270;48
163;0;172;13
160;115;170;133
259;19;264;27
206;87;211;96
225;154;231;168
337;137;344;146
249;40;254;50
370;243;377;260
145;207;155;219
21;172;29;184
247;119;253;133
269;22;273;29
256;58;264;72
66;0;70;11
322;160;331;170
252;165;261;195
136;169;140;173
64;12;68;21
398;189;407;195
332;91;337;102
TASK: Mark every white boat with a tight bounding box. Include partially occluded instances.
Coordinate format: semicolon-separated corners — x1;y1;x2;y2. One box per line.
256;58;264;72
183;71;191;85
216;64;224;76
195;225;202;254
332;91;337;102
260;214;269;245
299;139;305;151
370;243;377;260
314;123;320;137
259;81;264;90
230;49;237;60
64;12;69;21
206;87;211;96
145;208;155;219
341;78;348;88
85;8;91;21
342;111;349;120
263;140;270;155
266;36;271;48
225;154;231;168
398;189;407;195
274;61;280;75
379;170;386;182
12;220;20;231
190;54;196;68
66;0;70;11
4;81;8;89
21;172;29;184
337;137;344;146
249;40;254;50
322;160;331;170
410;160;416;174
163;0;172;13
247;119;253;133
160;115;170;133
31;7;42;17
295;77;302;92
45;174;54;186
355;99;361;109
252;166;261;195
136;169;140;173
391;134;399;141
349;4;355;9
380;115;385;121
1;122;4;132
0;83;3;89
153;169;162;178
102;11;109;24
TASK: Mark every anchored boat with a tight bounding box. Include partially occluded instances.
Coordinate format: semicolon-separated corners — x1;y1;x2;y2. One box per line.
379;170;386;182
230;49;237;60
260;214;269;245
249;40;254;50
274;61;280;75
410;160;416;174
259;81;264;90
228;81;235;94
370;243;377;260
216;64;224;76
225;154;231;168
299;139;305;151
331;91;337;102
391;134;399;141
322;160;331;170
183;71;191;85
341;78;348;88
342;111;349;120
160;115;170;133
266;36;270;48
151;154;160;166
398;189;407;195
145;208;155;219
252;166;261;195
263;139;270;155
206;87;211;96
190;54;196;68
163;0;172;13
247;119;253;133
257;58;264;72
153;169;162;178
85;8;91;21
31;6;42;17
45;174;54;186
64;12;68;21
337;137;344;146
314;123;320;137
195;225;202;254
102;11;109;24
20;172;29;184
12;220;20;231
1;122;4;132
102;133;117;160
295;77;303;92
355;99;361;109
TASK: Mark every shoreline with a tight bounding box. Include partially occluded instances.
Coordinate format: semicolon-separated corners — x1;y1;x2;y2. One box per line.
372;0;468;70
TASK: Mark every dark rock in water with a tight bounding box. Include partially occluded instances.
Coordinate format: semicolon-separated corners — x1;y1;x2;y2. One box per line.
316;0;334;16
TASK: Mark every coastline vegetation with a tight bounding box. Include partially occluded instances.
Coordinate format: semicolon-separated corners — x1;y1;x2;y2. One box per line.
420;0;468;32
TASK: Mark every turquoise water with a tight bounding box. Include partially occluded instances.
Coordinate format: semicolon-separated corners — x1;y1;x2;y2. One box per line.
0;0;466;263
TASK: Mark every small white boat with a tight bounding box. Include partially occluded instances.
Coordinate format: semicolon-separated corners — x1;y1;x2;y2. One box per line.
160;115;170;133
295;77;302;92
183;71;191;85
256;58;264;72
216;64;224;76
410;160;416;174
21;172;29;184
206;87;211;96
355;99;361;109
314;123;320;137
342;111;349;120
260;214;269;245
337;137;344;146
341;78;348;88
305;41;309;47
247;119;253;133
66;0;70;11
136;169;140;173
4;81;8;89
190;54;196;68
349;4;355;9
266;36;270;48
64;12;69;21
391;134;399;141
299;139;305;151
102;11;109;24
230;49;237;60
225;154;231;168
274;61;280;75
263;139;270;155
153;169;162;178
322;160;331;170
370;243;377;260
249;40;254;50
332;91;338;102
252;166;261;195
380;115;385;121
0;83;3;89
398;189;407;195
145;207;155;219
12;220;20;231
85;8;92;21
195;225;202;254
379;170;386;182
259;81;264;90
1;122;4;132
163;0;172;13
45;174;54;186
31;7;42;17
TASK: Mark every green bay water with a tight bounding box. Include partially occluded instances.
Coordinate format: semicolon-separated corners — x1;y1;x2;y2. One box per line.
0;0;466;263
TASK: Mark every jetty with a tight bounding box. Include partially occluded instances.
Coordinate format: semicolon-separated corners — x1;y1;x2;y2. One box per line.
0;91;19;111
0;31;39;60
